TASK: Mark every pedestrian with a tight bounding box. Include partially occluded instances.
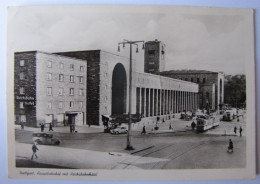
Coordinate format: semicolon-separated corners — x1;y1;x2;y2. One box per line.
169;123;172;130
239;126;243;137
70;124;73;133
191;121;196;130
20;121;24;130
141;126;146;134
227;139;234;153
31;143;39;160
49;123;53;131
234;126;237;135
40;123;45;132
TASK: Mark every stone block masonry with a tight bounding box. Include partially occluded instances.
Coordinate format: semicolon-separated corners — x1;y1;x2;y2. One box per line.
55;50;101;125
14;51;37;127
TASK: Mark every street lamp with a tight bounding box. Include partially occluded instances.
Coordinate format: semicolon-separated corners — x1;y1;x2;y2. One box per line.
118;39;145;150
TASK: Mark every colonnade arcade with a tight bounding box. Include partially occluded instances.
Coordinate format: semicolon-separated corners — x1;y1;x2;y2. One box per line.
136;87;199;117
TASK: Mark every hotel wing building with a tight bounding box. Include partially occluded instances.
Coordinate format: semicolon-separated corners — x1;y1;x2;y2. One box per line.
14;51;87;127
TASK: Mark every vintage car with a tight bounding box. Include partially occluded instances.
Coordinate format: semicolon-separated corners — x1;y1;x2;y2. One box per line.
32;132;61;145
110;125;128;134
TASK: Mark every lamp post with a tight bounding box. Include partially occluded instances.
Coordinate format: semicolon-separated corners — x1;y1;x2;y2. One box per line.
118;39;144;150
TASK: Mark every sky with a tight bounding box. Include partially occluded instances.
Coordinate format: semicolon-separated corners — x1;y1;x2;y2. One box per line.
7;5;254;75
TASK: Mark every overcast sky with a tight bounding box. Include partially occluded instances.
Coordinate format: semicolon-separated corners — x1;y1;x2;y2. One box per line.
7;5;254;75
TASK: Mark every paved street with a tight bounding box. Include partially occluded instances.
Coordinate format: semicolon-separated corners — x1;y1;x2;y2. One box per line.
15;112;247;169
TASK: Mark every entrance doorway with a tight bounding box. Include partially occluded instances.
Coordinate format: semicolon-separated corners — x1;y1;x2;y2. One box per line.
112;63;127;115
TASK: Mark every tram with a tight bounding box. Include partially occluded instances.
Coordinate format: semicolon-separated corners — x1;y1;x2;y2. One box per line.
196;115;219;132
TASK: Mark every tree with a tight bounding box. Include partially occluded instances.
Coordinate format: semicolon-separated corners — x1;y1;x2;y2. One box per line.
224;74;246;108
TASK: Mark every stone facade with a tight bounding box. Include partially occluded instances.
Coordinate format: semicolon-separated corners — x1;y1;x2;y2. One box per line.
14;51;37;127
144;40;165;74
14;51;87;127
55;51;101;126
134;72;199;117
55;50;130;126
159;70;224;110
55;49;199;126
15;48;201;127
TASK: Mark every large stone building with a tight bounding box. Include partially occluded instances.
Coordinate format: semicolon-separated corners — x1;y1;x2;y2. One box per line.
14;51;87;127
14;40;204;127
144;40;224;111
56;50;199;126
159;70;224;110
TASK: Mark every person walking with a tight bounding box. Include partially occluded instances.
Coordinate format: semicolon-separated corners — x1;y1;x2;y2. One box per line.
40;123;45;132
31;143;39;160
20;121;24;130
141;126;146;134
70;124;73;133
234;126;237;135
227;139;234;153
169;123;172;130
49;123;53;131
239;126;243;137
191;121;196;130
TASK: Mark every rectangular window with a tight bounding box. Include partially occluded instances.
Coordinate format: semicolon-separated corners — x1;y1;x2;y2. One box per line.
59;74;64;82
80;66;84;72
59;63;64;69
79;101;83;108
203;78;206;84
46;73;52;81
149;62;155;65
70;88;74;95
197;78;200;83
20;60;25;66
79;89;83;96
191;78;194;82
19;87;25;94
70;75;74;83
70;64;74;70
69;101;74;108
47;102;52;109
58;102;63;109
47;87;52;95
149;69;155;72
19;102;24;109
185;78;188;81
58;88;64;95
47;61;52;68
148;50;155;55
19;72;25;80
20;115;26;122
79;76;84;83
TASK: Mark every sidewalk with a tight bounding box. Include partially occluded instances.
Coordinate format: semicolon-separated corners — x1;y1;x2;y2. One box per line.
16;142;168;169
15;114;194;134
15;124;104;134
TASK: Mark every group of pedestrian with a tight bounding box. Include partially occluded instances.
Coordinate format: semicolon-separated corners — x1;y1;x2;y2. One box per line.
40;123;54;132
234;126;243;136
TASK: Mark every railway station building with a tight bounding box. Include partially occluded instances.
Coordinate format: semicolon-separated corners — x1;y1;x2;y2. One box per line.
144;40;224;111
56;50;199;126
14;40;206;127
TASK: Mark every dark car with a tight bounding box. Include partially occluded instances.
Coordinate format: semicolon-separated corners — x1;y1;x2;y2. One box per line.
32;132;60;145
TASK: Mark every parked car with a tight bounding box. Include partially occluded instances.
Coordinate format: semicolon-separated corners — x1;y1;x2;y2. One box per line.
32;132;61;145
110;125;128;134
